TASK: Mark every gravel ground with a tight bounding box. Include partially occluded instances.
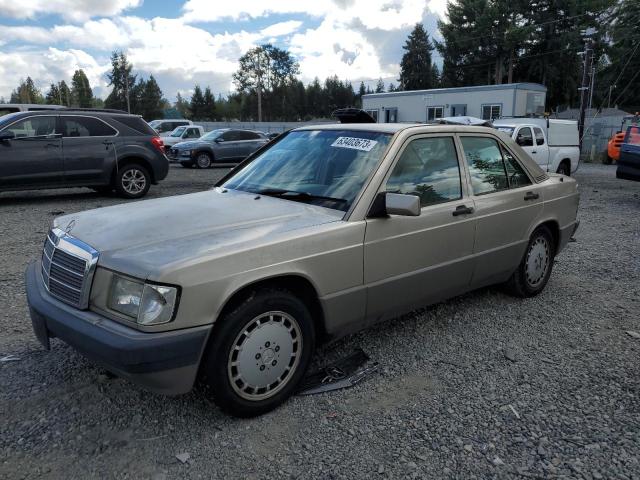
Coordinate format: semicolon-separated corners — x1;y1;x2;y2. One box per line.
1;163;639;480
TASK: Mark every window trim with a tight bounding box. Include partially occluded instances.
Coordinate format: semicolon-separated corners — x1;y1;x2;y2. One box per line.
515;126;534;148
0;114;60;139
58;114;119;138
426;105;445;122
499;143;534;189
383;107;398;123
457;133;511;197
380;133;465;210
481;103;502;121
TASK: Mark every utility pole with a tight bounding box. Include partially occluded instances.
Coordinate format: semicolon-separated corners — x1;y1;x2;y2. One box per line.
588;65;596;112
578;29;594;149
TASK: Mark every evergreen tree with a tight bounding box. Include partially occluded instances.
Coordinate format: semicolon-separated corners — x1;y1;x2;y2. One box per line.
175;92;190;118
105;51;137;112
190;85;206;120
10;77;44;104
71;69;93;107
597;0;639;109
58;81;72;107
45;83;61;105
375;78;386;93
202;87;216;121
139;75;163;120
399;24;436;90
388;82;397;92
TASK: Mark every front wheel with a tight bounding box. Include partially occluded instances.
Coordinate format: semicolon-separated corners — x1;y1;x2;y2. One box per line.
114;164;151;199
504;225;555;297
195;152;212;169
200;288;315;417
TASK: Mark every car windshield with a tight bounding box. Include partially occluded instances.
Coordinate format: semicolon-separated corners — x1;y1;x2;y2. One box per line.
222;129;392;212
201;129;226;141
171;126;187;137
495;126;515;136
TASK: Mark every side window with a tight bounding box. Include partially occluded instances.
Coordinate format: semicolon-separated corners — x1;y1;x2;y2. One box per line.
4;116;57;138
534;127;545;145
482;104;501;120
624;126;640;145
460;136;509;195
516;127;534;147
184;128;200;139
386;137;462;207
239;131;260;140
502;147;532;188
62;117;116;137
222;131;241;141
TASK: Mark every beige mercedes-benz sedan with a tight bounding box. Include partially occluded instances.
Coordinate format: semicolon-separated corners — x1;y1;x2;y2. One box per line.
26;121;579;417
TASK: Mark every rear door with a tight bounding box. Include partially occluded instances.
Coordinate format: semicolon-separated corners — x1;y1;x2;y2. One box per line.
60;115;118;185
533;127;549;169
238;131;267;157
458;134;543;287
215;130;244;161
515;126;540;164
0;115;63;189
364;134;476;322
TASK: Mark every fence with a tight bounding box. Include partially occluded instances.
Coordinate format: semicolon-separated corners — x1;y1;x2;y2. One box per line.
196;120;333;134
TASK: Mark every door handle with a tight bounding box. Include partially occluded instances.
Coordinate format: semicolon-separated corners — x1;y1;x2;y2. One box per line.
531;150;537;153
524;191;539;200
452;205;474;216
45;143;59;148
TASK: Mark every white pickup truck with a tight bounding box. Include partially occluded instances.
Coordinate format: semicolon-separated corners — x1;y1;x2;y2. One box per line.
162;125;205;149
493;118;579;176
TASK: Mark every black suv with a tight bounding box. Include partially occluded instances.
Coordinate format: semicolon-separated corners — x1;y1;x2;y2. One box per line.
0;110;169;199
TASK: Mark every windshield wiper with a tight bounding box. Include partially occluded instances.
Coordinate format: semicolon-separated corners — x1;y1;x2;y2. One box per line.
257;188;347;204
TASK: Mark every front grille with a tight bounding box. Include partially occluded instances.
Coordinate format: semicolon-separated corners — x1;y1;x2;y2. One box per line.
41;228;99;309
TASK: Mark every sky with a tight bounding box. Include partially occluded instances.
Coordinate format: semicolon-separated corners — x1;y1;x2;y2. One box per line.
0;0;448;102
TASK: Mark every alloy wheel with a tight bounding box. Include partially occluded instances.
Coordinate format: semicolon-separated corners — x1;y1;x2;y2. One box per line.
121;168;146;195
227;311;302;401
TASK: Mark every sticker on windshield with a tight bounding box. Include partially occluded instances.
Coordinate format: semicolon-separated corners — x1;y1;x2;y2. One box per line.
331;136;378;152
496;127;513;133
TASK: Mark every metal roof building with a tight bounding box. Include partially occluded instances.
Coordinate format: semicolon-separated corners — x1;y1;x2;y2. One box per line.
362;83;547;123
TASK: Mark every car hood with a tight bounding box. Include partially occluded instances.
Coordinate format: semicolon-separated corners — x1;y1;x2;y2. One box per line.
53;189;344;279
173;140;210;150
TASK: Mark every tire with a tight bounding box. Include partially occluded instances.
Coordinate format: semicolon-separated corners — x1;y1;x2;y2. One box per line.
114;164;151;199
200;288;315;417
504;225;555;298
180;161;194;168
556;161;570;176
195;152;212;169
603;156;613;165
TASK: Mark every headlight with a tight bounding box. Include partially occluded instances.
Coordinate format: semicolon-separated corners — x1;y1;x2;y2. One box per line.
108;274;178;325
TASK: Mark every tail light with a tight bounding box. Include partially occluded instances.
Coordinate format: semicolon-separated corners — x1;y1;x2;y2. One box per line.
151;136;164;153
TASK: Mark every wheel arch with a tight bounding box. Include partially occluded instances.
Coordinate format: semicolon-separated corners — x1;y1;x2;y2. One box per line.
532;219;560;254
213;274;328;344
113;156;156;183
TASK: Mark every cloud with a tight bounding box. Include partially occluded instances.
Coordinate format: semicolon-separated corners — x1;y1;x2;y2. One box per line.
260;20;303;38
0;47;109;100
0;0;142;22
0;1;446;100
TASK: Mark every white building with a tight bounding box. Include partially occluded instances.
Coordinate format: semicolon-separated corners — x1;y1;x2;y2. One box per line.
362;83;547;123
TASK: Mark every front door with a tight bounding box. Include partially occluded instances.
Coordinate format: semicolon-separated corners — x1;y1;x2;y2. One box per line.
364;134;476;323
0;115;63;189
60;115;118;185
458;135;544;287
451;104;467;117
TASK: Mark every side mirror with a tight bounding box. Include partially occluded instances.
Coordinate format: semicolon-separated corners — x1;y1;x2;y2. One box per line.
0;131;15;143
369;192;420;217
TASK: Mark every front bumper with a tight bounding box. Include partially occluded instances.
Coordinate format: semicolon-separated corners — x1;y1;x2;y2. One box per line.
25;261;211;395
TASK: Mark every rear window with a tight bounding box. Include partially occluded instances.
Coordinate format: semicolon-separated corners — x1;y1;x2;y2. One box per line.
62;116;117;137
625;126;640;146
0;107;20;117
111;116;157;135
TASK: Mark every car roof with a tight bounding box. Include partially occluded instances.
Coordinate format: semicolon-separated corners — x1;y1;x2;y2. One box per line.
2;109;141;118
293;122;503;135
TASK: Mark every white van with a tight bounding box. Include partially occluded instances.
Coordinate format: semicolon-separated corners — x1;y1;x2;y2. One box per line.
0;104;66;117
493;118;580;176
